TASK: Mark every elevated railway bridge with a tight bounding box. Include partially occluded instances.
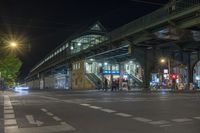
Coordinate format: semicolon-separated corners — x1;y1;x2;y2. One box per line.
26;0;200;90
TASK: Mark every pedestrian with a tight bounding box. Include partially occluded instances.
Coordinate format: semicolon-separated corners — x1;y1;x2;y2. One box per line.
116;79;119;91
111;80;116;91
104;78;108;91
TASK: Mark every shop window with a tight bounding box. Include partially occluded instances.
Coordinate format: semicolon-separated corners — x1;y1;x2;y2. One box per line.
78;63;80;69
73;64;76;70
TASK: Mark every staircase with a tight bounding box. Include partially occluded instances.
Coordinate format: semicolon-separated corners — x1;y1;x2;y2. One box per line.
85;73;102;89
128;74;143;87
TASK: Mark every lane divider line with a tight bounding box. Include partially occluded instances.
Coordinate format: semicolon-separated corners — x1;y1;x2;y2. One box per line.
160;124;172;127
115;113;132;117
171;118;192;123
53;116;61;121
89;106;102;109
46;112;54;116
80;103;91;106
193;117;200;120
132;117;152;122
41;108;48;112
99;108;116;113
40;108;70;126
149;120;170;125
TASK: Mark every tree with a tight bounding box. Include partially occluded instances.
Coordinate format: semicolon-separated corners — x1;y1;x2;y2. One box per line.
0;33;22;87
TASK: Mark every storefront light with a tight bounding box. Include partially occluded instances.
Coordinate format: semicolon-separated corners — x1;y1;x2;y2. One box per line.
104;62;108;66
196;76;200;80
129;61;133;64
90;58;94;61
98;63;102;66
78;42;81;46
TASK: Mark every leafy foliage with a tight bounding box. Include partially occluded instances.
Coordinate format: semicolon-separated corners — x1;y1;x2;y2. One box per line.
0;33;22;86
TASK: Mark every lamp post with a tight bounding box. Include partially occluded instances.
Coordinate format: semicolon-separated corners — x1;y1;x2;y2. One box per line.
160;57;171;74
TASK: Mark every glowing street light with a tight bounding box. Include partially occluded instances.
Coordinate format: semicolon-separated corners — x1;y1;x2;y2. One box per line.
9;42;18;48
160;57;171;74
160;58;166;64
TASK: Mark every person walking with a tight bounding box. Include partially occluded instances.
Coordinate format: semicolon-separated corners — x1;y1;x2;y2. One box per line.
116;79;119;91
111;80;116;91
104;78;108;91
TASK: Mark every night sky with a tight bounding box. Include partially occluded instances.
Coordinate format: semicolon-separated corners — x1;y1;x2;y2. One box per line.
0;0;169;78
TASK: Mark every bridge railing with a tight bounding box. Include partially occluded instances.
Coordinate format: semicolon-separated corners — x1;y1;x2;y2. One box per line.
109;0;200;42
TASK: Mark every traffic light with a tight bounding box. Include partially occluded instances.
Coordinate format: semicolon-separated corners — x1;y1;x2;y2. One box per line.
171;73;177;80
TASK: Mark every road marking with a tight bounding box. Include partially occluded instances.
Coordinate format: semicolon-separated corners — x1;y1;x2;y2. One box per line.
39;96;60;101
132;117;152;122
5;124;75;133
115;113;132;117
4;102;12;106
61;122;67;125
25;115;44;126
193;117;200;120
46;112;54;116
4;114;15;119
4;95;18;132
80;103;90;106
4;119;17;126
160;124;172;127
100;108;116;113
149;120;169;125
53;116;61;121
4;126;18;131
4;106;13;109
4;110;14;114
4;103;12;106
89;106;102;109
172;118;192;122
41;108;48;112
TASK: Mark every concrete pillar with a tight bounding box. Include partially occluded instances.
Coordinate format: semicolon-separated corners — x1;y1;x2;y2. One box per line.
110;64;113;86
152;46;157;73
143;49;150;90
187;52;193;89
119;63;122;89
39;74;44;90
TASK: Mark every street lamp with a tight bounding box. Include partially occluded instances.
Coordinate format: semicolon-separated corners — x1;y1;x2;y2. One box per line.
10;42;18;48
160;58;166;64
160;57;170;74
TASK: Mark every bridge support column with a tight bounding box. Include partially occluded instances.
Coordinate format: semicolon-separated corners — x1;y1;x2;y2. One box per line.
187;52;193;90
39;73;44;90
143;49;150;91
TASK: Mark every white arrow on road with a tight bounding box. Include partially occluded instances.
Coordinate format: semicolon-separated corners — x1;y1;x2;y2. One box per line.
26;115;44;126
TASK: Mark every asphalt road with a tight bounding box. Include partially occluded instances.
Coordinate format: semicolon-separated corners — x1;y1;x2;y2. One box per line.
1;89;200;133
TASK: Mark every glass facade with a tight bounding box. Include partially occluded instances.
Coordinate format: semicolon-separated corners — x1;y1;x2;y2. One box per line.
71;34;107;54
31;23;107;72
193;61;200;89
84;59;143;90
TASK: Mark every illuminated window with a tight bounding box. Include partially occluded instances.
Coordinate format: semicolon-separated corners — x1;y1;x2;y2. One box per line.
73;64;76;70
78;63;80;69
